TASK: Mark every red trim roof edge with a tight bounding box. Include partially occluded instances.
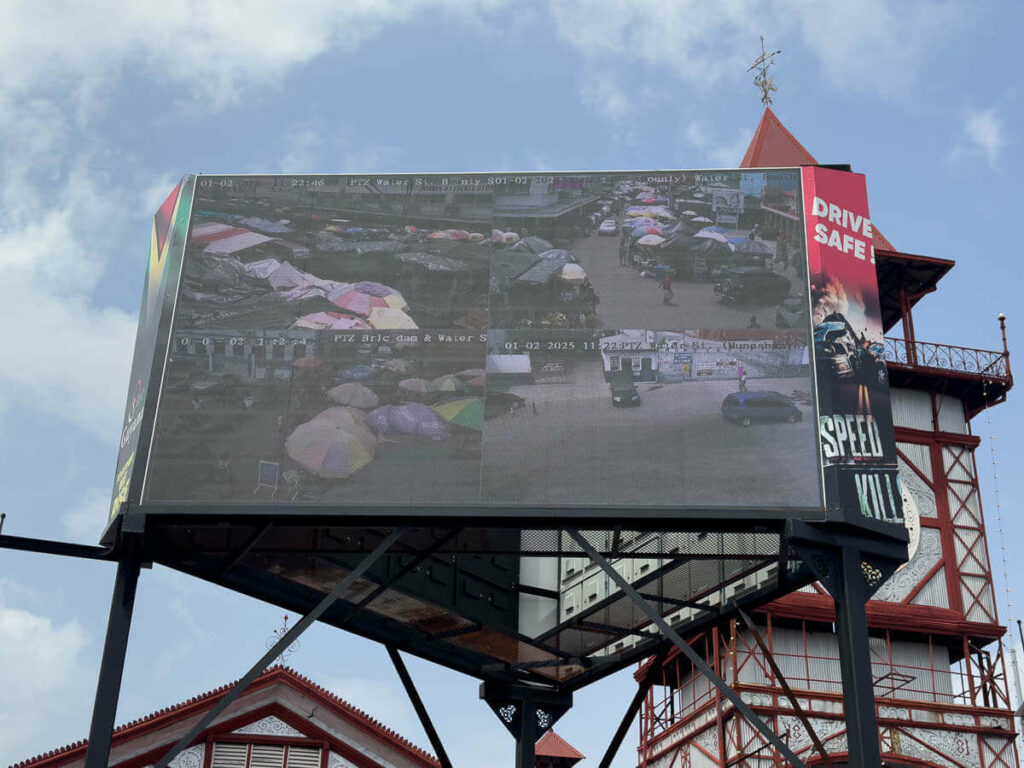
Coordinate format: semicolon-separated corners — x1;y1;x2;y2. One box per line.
11;666;439;768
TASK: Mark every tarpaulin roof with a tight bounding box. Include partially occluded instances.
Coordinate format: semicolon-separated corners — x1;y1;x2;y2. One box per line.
238;216;294;234
203;231;275;254
515;253;575;285
190;222;243;244
490;250;542;293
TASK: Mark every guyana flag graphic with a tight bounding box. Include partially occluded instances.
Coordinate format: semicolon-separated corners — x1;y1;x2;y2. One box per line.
142;179;183;319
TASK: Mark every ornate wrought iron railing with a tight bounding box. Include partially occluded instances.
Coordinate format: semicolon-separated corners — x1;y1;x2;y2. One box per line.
884;337;1010;381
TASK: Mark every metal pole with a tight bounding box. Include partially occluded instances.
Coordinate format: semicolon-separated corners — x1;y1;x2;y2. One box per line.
565;528;807;768
152;527;407;768
598;648;667;768
84;542;142;768
834;545;882;767
515;690;537;768
387;646;453;768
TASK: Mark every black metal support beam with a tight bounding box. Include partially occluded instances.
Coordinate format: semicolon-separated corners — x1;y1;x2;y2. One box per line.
0;533;114;560
598;647;667;768
84;538;142;768
387;646;453;768
835;544;883;767
565;527;807;768
481;680;572;768
516;692;537;768
151;527;407;768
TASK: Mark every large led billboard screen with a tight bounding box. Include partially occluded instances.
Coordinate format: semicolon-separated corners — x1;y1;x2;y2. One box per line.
109;168;902;531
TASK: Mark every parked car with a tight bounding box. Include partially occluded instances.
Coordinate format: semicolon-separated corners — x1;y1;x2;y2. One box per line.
598;219;619;235
714;266;791;304
775;296;809;329
721;391;802;426
609;371;641;406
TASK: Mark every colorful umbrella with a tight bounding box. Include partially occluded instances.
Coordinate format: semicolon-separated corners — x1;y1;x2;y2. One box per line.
691;216;713;224
432;398;483;431
367;307;418;329
311;405;375;439
292;356;323;368
430;374;467;394
326;383;379;409
456;368;486;380
637;234;666;246
339;364;375;383
367;403;450;440
681;210;697;216
285;420;375;479
399;378;431;396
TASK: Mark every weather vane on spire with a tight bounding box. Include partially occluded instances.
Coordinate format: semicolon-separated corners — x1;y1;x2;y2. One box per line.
748;35;782;106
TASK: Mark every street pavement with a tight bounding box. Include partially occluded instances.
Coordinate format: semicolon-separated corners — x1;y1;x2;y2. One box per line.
481;363;822;510
569;227;803;331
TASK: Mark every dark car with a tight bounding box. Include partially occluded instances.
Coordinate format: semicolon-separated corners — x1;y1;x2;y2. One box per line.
721;391;802;426
714;266;791;304
609;371;641;407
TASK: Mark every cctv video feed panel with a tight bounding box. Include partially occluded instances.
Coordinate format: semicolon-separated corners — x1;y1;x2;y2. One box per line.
107;168;902;536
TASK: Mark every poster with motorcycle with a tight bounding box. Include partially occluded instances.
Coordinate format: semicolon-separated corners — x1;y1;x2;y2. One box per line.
802;166;903;528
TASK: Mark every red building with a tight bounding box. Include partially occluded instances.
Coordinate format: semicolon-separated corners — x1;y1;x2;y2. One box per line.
636;109;1017;767
11;666;440;768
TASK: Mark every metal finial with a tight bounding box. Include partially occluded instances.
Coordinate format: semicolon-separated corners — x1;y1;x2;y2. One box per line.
748;35;782;107
265;614;301;662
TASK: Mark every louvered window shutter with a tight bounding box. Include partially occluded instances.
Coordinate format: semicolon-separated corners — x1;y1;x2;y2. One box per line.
285;746;322;768
211;743;250;768
210;741;321;768
249;745;286;768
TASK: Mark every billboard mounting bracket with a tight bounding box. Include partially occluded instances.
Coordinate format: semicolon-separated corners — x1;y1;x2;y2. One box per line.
149;526;407;768
565;527;808;768
387;646;453;768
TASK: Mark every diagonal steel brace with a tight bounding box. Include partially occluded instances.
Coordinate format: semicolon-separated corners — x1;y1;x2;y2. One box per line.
151;526;407;768
565;527;807;768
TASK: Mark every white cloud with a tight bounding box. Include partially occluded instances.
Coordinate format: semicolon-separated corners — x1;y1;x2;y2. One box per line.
0;1;512;111
0;163;140;439
0;600;93;763
62;487;111;540
279;122;326;174
948;107;1006;170
549;0;963;118
683;121;754;167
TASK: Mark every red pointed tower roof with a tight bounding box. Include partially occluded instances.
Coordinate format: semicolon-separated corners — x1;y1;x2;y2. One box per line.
740;107;895;251
740;106;818;168
535;730;585;766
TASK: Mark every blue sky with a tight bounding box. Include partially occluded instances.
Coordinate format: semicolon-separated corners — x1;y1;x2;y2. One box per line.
1;1;1022;765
